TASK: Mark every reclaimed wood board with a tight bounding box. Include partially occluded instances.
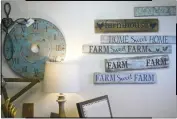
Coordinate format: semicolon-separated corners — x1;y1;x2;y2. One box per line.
94;72;157;84
105;55;169;72
101;35;176;44
134;6;176;17
95;19;158;33
82;45;172;54
22;103;34;118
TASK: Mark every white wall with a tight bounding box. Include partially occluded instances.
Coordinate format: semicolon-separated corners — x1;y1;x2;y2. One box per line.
1;0;176;118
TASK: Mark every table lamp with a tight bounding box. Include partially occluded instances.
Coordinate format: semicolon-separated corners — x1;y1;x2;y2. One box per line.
42;61;80;117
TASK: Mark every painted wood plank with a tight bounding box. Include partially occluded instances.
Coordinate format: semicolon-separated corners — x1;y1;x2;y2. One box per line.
3;78;39;82
1;86;9;101
82;45;172;54
101;35;176;44
134;6;176;17
95;19;158;33
22;103;34;118
94;72;157;84
105;55;169;72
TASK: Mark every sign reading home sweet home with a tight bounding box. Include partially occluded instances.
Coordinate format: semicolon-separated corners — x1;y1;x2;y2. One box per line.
101;35;176;44
134;6;176;17
82;45;172;54
95;19;158;33
94;72;157;84
105;55;169;72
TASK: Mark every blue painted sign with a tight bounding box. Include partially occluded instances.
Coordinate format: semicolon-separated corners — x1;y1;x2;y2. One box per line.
134;6;176;17
101;35;176;44
94;72;157;84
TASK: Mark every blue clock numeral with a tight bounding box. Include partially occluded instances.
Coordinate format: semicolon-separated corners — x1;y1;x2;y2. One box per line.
6;48;9;53
14;35;18;42
12;58;20;65
21;25;26;33
34;68;39;77
46;26;48;32
22;66;28;72
33;22;38;30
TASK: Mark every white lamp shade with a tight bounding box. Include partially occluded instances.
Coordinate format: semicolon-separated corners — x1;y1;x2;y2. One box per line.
42;61;80;93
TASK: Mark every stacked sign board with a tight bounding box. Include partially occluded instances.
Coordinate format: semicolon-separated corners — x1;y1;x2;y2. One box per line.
82;6;176;84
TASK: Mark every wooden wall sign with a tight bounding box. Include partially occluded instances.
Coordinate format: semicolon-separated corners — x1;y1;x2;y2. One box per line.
82;45;172;54
94;19;158;33
105;55;169;72
94;72;157;84
101;35;176;44
134;6;176;17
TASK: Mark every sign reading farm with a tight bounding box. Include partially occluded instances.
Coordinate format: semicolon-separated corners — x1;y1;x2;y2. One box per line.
105;55;169;72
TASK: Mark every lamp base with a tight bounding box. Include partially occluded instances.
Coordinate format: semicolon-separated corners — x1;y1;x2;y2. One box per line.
56;93;66;117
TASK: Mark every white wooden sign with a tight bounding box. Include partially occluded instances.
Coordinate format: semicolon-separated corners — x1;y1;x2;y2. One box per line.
134;6;176;17
94;72;157;84
101;35;176;44
82;45;172;54
105;55;169;72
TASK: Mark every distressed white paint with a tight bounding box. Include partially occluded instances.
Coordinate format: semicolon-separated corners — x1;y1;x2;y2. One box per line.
94;72;157;84
101;35;176;44
0;0;176;118
105;55;169;72
134;6;176;17
82;45;172;54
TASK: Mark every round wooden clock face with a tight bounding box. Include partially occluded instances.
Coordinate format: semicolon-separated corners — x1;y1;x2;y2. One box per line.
3;18;66;80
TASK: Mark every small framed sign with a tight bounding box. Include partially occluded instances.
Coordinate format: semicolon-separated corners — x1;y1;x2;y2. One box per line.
134;6;176;17
94;72;157;84
105;55;169;72
76;95;112;118
82;45;172;54
95;19;158;33
101;35;176;44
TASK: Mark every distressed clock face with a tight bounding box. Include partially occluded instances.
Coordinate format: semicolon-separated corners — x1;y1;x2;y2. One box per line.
3;18;66;80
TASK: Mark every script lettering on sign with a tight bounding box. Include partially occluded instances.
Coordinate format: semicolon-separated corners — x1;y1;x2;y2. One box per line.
101;35;176;44
82;45;172;54
105;55;169;72
94;72;157;84
134;6;176;17
95;19;158;33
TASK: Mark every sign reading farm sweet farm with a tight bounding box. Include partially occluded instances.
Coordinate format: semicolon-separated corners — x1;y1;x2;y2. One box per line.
94;72;157;84
94;19;158;33
82;45;172;54
105;55;169;72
